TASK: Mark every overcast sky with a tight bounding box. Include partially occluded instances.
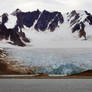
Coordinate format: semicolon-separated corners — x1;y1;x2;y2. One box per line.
0;0;92;14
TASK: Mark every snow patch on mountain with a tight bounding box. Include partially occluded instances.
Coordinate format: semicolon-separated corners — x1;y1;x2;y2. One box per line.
0;11;92;48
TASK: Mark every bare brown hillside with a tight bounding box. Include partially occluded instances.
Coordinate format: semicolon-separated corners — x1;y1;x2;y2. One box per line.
0;49;35;75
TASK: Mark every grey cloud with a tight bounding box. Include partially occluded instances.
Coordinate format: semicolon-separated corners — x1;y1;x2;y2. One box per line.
0;0;92;14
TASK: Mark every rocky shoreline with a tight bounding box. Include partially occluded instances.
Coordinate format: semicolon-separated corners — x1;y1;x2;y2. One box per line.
0;70;92;79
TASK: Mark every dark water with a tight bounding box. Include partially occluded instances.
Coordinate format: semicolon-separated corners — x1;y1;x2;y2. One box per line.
0;79;92;92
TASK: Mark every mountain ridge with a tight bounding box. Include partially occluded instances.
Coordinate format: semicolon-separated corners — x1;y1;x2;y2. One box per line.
0;9;92;47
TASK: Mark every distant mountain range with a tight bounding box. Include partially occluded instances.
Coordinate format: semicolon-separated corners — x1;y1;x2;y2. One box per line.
0;9;92;47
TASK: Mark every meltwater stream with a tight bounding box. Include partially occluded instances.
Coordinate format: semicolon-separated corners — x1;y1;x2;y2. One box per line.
4;48;92;75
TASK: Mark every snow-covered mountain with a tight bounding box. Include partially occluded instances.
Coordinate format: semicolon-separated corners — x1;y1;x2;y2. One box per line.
0;9;92;48
1;9;92;75
67;10;92;33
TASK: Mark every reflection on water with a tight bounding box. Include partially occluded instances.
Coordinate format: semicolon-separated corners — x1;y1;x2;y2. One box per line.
5;48;92;75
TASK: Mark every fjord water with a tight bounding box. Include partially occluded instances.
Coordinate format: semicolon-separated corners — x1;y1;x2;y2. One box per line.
0;79;92;92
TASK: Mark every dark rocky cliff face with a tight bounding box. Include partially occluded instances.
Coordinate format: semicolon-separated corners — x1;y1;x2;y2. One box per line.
0;9;64;46
12;9;64;32
34;10;64;31
84;11;92;25
67;10;92;32
67;10;92;40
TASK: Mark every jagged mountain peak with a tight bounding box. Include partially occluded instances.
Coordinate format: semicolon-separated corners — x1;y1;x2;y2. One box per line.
67;10;92;25
0;9;92;47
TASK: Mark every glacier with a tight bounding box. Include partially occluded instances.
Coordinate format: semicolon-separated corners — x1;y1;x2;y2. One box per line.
4;48;92;75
